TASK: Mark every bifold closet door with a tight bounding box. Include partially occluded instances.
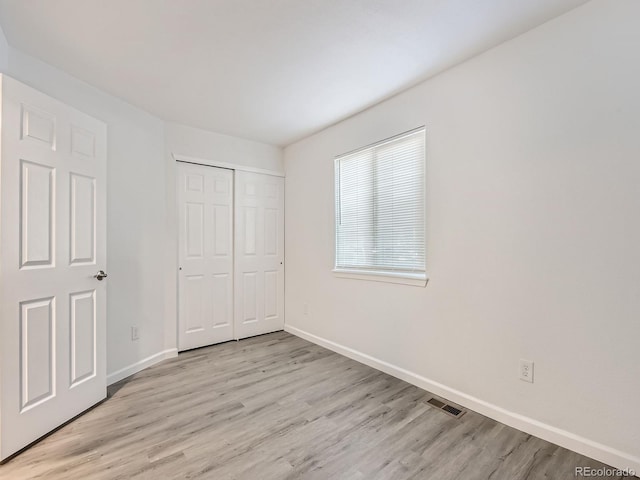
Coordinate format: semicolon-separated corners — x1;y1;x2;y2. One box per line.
177;162;234;351
0;75;107;460
234;171;285;339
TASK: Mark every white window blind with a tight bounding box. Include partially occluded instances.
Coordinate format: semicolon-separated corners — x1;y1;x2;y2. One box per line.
334;128;426;279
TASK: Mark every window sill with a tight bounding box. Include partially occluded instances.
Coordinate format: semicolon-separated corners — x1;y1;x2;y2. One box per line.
332;269;428;287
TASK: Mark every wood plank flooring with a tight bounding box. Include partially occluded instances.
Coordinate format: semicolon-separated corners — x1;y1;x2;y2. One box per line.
0;332;632;479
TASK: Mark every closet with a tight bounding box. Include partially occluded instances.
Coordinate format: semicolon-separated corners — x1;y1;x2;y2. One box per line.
176;161;284;351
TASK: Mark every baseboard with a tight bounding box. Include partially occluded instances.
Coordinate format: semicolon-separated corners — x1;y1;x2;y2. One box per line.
107;348;178;385
285;324;640;474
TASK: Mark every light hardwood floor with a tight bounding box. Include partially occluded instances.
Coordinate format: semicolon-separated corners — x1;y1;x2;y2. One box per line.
0;332;631;479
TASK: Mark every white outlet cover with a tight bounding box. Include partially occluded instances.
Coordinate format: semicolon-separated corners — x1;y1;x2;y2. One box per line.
519;359;534;383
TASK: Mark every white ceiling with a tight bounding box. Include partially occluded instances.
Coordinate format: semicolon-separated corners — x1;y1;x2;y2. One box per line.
0;0;586;146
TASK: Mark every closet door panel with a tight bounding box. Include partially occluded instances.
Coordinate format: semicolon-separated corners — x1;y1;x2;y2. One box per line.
177;163;234;351
234;171;284;339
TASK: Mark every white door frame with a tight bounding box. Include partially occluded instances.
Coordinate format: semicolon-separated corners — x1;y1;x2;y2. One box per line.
173;153;285;177
173;155;284;346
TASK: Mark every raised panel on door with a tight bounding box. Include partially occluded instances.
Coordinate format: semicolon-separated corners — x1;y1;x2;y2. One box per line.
19;297;56;411
184;274;206;333
69;290;96;387
178;162;234;351
69;173;96;265
242;272;258;324
211;274;231;329
213;205;230;256
264;208;278;257
20;160;55;269
264;270;279;320
70;126;96;158
0;75;107;461
186;172;204;193
185;202;205;258
243;206;257;255
21;104;56;149
234;171;284;339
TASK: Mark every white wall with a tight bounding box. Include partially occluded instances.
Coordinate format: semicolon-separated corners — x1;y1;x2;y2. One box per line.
0;22;8;72
284;0;640;472
163;122;283;351
5;47;171;378
166;122;282;171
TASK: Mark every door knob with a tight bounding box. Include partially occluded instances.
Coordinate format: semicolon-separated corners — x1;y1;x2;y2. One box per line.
94;270;108;281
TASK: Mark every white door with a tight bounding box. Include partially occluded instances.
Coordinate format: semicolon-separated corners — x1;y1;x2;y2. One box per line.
177;162;234;351
0;75;107;460
234;171;284;339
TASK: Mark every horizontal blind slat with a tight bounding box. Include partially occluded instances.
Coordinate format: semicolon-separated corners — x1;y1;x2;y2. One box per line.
335;128;425;275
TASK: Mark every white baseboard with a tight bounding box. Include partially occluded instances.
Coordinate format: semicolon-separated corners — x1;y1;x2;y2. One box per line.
107;348;178;385
285;324;640;474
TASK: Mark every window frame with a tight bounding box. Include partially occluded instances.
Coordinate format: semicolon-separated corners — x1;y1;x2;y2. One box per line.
332;127;428;287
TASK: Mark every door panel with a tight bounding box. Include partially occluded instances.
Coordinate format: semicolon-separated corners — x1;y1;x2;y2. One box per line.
184;274;206;334
69;290;96;387
234;171;284;339
186;203;205;258
264;208;278;255
20;160;55;268
244;206;257;254
242;272;258;323
213;205;230;256
70;126;96;158
178;162;234;351
69;174;96;265
264;270;279;319
19;297;56;411
211;274;231;327
0;75;107;460
21;104;56;148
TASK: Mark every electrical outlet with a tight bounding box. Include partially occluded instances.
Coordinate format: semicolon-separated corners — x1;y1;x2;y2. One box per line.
303;303;309;315
131;326;140;341
519;359;534;383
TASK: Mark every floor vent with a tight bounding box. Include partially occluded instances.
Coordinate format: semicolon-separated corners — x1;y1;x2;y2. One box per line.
427;397;466;418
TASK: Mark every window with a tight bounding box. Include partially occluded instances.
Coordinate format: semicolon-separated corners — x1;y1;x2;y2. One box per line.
334;127;426;284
